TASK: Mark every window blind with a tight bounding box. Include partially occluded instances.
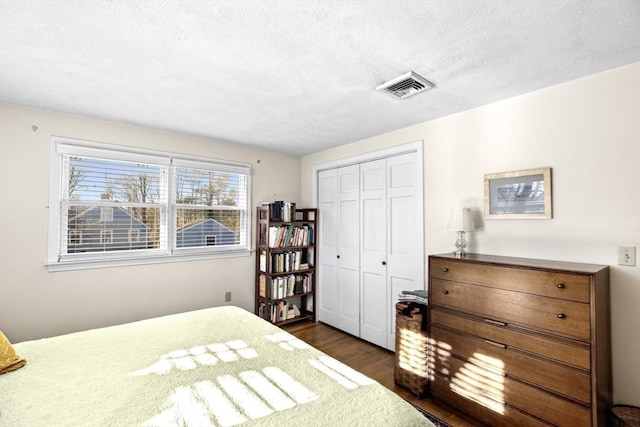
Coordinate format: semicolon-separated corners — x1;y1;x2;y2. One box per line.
49;136;252;268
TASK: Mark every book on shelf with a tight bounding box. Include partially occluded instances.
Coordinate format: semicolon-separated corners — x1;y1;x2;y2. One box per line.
267;225;313;248
267;250;307;273
268;301;302;322
259;275;267;298
259;251;267;272
267;273;311;299
262;201;296;222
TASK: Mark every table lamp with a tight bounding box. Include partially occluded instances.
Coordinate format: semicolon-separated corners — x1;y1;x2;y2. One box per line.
447;207;475;257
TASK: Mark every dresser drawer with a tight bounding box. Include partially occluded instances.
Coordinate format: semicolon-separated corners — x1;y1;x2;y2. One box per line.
431;325;591;403
430;258;590;303
431;278;590;341
431;307;590;370
432;356;591;426
431;377;550;426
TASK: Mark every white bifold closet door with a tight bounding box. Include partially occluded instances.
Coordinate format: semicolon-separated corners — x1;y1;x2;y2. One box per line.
318;151;422;351
317;164;360;337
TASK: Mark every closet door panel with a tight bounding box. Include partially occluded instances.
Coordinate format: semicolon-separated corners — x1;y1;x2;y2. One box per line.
360;271;386;346
360;159;387;347
337;165;360;336
386;152;423;349
337;263;360;336
318;169;338;326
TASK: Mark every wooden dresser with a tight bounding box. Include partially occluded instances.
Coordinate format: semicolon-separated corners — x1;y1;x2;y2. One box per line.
428;253;611;426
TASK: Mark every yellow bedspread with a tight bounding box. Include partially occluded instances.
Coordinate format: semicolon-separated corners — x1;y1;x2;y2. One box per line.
0;306;433;427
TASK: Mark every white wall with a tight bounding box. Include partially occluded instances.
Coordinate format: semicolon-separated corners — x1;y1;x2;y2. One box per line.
302;63;640;406
0;103;301;342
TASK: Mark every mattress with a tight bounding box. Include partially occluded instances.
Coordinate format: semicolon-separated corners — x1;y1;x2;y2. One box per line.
0;306;434;426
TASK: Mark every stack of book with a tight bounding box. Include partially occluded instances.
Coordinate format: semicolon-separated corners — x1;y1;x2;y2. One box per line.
398;289;428;305
262;201;296;222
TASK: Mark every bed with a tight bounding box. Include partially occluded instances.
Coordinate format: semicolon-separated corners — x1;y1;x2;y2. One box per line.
0;306;434;426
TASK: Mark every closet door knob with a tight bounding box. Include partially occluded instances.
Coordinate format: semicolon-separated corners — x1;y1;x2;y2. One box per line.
382;261;386;265
557;313;566;319
337;255;340;259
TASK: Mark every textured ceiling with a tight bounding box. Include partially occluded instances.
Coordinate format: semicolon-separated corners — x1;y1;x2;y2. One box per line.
1;1;639;155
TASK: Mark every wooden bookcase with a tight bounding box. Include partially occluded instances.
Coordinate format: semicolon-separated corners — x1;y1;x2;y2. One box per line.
255;205;317;325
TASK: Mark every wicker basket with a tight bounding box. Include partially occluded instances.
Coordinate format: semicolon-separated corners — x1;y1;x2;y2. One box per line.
611;405;640;427
394;301;429;396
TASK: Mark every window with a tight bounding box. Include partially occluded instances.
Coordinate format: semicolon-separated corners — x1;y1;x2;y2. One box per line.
69;230;82;246
48;137;251;270
100;230;113;245
100;207;113;222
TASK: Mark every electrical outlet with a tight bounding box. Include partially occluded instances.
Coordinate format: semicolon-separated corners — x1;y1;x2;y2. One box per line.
225;291;232;302
618;246;636;267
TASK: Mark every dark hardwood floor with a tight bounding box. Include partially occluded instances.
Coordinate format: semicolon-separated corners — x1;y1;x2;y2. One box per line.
283;320;478;427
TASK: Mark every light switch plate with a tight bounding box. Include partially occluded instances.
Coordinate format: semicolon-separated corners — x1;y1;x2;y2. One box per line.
618;246;636;267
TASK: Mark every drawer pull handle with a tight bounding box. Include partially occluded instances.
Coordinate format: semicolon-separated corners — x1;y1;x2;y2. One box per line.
484;339;507;349
557;313;566;319
442;290;449;295
556;283;566;289
484;318;507;327
442;267;449;272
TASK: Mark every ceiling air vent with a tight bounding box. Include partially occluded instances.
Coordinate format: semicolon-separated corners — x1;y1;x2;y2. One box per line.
376;71;435;99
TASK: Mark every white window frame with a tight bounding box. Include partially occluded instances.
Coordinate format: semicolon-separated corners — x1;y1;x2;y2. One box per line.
47;136;252;271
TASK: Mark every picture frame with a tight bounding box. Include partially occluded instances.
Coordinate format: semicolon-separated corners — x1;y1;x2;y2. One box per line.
484;167;552;219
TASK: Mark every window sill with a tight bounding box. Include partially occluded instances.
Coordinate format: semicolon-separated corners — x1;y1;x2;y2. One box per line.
45;250;253;272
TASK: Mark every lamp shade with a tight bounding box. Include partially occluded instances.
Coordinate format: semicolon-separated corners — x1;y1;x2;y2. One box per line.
447;208;475;231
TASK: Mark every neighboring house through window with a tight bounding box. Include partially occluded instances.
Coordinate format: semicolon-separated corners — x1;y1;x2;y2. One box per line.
47;137;251;270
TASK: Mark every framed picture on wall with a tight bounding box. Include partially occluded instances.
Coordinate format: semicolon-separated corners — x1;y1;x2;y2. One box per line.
484;167;552;219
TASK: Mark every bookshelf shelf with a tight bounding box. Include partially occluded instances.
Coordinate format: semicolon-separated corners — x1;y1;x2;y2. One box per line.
255;204;317;325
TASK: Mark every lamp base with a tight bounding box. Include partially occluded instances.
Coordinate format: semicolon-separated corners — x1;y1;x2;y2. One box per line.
453;231;467;258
